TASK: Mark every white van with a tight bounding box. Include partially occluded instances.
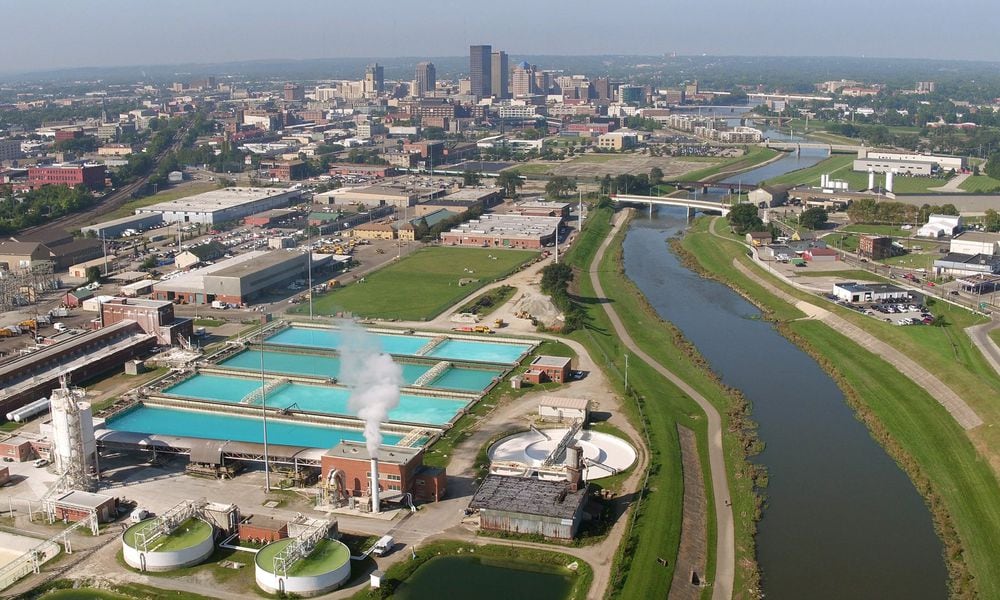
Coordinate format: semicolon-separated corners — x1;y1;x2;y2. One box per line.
372;535;394;556
53;322;67;333
130;508;149;523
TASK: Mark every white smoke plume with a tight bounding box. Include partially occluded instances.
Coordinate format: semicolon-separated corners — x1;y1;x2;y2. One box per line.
338;320;402;455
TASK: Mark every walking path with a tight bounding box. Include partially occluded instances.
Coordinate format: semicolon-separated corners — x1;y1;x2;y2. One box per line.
929;172;971;193
967;319;1000;377
730;255;984;429
590;210;735;600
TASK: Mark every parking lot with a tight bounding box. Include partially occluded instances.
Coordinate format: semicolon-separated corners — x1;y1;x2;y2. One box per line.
838;300;936;326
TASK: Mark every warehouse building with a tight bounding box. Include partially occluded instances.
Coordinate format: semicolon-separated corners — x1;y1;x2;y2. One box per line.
832;282;910;303
81;213;164;239
99;298;193;345
514;200;571;218
135;187;303;225
468;475;589;540
151;250;309;305
441;214;561;249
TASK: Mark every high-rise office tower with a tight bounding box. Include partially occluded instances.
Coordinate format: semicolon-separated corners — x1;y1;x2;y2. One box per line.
469;45;492;99
594;77;611;102
534;70;550;95
512;62;535;97
365;63;384;95
414;61;436;97
491;50;509;99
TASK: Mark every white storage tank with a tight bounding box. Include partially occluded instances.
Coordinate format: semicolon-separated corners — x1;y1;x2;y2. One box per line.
122;517;216;572
255;538;351;597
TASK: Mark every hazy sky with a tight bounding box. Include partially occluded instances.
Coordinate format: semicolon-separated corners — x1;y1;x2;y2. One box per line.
4;0;999;72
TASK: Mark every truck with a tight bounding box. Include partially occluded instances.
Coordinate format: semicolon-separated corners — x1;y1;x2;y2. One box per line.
129;508;149;523
211;300;227;309
53;322;67;333
49;307;69;318
372;535;394;557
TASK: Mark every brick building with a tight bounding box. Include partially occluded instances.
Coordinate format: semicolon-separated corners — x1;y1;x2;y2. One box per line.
27;164;106;190
859;235;894;260
523;355;572;384
321;441;447;504
99;298;193;345
239;515;289;543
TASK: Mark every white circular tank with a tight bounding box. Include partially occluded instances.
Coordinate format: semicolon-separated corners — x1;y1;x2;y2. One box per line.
255;538;351;597
49;385;96;475
122;518;215;572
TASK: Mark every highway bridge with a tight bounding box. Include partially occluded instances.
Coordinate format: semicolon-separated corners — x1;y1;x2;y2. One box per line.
611;193;735;216
763;140;863;153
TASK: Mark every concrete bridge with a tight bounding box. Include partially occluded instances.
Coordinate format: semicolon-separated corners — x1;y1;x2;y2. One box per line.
763;140;863;153
611;193;734;216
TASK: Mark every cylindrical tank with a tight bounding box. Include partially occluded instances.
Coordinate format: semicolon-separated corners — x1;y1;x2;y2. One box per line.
255;538;351;597
122;518;215;572
49;386;96;475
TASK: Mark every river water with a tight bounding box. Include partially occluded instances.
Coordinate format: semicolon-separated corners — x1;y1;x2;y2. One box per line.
620;130;948;598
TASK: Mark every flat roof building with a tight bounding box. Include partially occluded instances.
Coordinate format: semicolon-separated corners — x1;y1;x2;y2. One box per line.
441;214;561;249
469;475;588;540
81;213;164;239
832;282;910;303
151;250;309;306
321;440;447;504
135;187;302;225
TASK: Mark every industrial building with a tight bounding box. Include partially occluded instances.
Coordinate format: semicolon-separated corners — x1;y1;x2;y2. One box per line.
832;282;910;303
135;187;303;225
320;440;447;505
26;164;106;190
856;148;964;172
81;213;164;239
243;209;298;228
949;231;1000;256
174;241;227;270
538;397;590;422
99;297;193;345
917;214;962;238
0;321;156;418
151;250;310;306
315;182;447;209
853;158;934;176
50;490;118;523
468;475;589;540
441;214;562;249
523;355;572;384
514;200;571;218
933;253;1000;277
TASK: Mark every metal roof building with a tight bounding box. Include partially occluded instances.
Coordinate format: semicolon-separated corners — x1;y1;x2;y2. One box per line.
151;250;308;305
468;475;588;540
135;187;302;225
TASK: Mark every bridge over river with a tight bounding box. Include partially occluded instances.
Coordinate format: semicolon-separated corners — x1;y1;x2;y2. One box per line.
611;193;735;216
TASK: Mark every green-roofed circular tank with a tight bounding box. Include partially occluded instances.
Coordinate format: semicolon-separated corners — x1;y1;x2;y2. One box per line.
255;538;351;596
121;517;215;571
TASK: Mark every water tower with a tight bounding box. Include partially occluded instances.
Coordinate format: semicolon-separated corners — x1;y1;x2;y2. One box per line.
49;376;98;491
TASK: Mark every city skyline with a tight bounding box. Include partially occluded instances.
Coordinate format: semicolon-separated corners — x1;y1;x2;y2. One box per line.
3;0;1000;74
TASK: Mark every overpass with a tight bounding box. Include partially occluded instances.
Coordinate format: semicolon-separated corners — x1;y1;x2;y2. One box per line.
611;193;735;216
763;140;863;153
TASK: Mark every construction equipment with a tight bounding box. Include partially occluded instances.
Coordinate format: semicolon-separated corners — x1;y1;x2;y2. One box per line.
473;325;493;334
494;318;504;328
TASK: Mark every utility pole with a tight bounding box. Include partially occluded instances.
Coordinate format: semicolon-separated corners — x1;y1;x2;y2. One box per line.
624;353;629;392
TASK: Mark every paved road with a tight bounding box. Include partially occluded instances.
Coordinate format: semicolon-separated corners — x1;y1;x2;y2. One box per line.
590;209;735;600
929;172;971;193
967;319;1000;377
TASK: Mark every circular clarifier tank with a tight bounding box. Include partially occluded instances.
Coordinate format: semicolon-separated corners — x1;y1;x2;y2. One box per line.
489;428;637;480
255;538;351;597
122;517;215;572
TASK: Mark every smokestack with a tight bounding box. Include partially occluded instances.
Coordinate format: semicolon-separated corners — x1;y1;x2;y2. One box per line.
868;170;875;190
370;458;380;513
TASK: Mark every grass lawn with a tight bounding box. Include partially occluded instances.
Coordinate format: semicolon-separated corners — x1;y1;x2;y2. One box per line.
877;252;938;272
959;174;1000;192
508;162;556;176
41;584;218;600
823;233;859;252
562;208;763;597
93;182;218;222
792;269;883;281
457;285;517;317
679;146;779;182
763;154;854;187
842;224;911;236
568;154;624;163
684;216;1000;597
303;247;536;321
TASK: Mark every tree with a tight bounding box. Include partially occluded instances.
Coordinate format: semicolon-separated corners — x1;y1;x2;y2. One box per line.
985;209;1000;233
985;153;1000;180
545;176;577;199
799;207;829;230
85;266;102;283
649;167;664;187
496;171;524;198
727;203;763;235
462;170;481;186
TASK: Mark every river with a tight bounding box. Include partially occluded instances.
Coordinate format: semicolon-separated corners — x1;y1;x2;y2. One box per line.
619;131;948;598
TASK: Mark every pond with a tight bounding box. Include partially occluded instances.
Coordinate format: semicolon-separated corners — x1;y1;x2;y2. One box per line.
393;555;575;600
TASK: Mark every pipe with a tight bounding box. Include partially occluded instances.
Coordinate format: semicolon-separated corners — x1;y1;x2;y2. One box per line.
370;458;380;514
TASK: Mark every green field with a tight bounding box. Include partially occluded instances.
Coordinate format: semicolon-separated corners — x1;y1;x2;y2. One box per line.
877;252;939;272
991;328;1000;348
508;162;557;176
679;146;780;182
792;269;883;281
683;217;1000;597
959;175;1000;192
303;247;536;321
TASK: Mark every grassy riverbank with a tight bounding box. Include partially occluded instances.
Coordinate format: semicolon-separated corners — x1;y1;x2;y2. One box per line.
562;207;762;598
680;217;1000;599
